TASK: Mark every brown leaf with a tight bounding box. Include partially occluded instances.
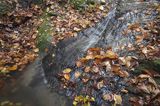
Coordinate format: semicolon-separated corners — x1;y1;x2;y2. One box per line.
136;35;144;43
128;23;140;30
74;71;81;79
84;66;91;73
97;80;104;89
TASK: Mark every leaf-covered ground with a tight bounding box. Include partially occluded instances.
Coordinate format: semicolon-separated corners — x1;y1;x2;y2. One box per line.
0;0;109;88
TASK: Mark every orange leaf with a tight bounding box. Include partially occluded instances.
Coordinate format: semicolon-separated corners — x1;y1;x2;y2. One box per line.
7;65;18;71
74;71;81;79
64;74;70;80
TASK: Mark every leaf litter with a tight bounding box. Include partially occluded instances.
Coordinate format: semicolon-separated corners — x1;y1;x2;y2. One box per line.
0;0;110;89
54;3;160;106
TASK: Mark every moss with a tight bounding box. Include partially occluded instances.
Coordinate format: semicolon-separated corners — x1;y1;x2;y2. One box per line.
37;12;52;52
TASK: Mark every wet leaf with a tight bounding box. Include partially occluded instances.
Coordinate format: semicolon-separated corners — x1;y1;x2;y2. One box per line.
121;89;128;93
136;35;144;43
64;74;70;80
63;68;72;74
74;71;81;79
113;94;122;106
84;66;91;73
73;95;95;106
97;80;104;89
102;93;114;101
92;66;100;73
128;23;140;30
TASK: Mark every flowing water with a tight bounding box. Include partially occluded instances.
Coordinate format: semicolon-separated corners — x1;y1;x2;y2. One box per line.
0;0;159;106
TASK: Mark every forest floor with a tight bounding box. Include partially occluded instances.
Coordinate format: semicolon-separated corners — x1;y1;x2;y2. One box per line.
0;0;109;86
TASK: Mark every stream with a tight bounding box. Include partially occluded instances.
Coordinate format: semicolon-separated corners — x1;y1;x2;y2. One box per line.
0;0;159;106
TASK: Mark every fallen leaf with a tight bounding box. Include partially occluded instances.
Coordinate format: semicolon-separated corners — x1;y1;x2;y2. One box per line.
7;65;18;71
84;66;91;73
63;68;72;74
105;50;118;59
74;71;81;79
99;6;104;10
97;80;104;89
102;93;114;101
92;66;100;73
33;48;39;53
114;94;122;105
64;74;70;80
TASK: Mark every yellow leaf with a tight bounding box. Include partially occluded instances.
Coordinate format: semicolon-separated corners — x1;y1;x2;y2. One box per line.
105;50;118;59
63;68;72;74
114;94;122;106
7;65;18;71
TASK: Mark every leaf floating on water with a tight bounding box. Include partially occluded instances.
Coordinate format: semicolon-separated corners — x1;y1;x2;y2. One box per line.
113;94;122;106
97;80;104;89
63;68;72;74
84;66;91;73
64;74;70;80
74;71;81;79
121;89;128;93
76;58;88;67
102;93;114;101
